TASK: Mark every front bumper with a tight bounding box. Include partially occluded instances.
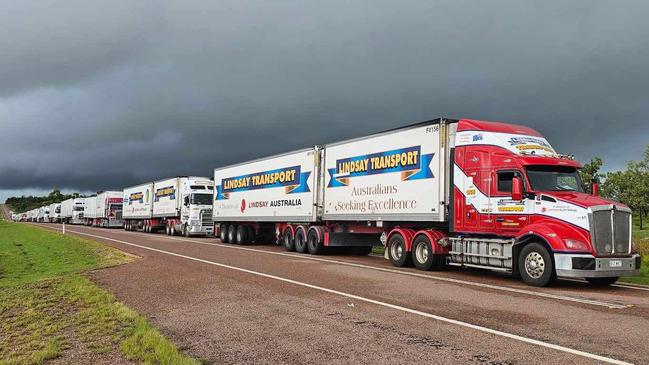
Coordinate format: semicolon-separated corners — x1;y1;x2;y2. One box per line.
554;253;641;278
188;224;213;235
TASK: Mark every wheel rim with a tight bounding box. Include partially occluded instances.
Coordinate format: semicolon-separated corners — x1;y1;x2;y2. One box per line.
524;252;545;279
390;241;403;260
415;242;429;264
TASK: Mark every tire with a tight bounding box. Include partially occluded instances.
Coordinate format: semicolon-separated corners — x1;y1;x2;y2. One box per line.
236;225;249;244
184;224;190;237
307;229;324;255
519;242;556;287
412;235;445;271
227;225;237;244
220;223;229;243
586;277;619;286
388;234;412;267
170;225;176;236
235;224;248;245
294;228;308;253
283;228;295;251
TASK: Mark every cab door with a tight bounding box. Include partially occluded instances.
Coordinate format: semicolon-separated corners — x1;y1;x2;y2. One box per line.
492;170;529;235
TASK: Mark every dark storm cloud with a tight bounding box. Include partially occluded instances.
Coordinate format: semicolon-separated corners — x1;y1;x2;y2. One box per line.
1;0;649;197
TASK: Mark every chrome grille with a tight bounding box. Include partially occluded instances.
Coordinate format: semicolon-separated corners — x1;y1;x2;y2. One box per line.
201;209;213;226
589;206;631;256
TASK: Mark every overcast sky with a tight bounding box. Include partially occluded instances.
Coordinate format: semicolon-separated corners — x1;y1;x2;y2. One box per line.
1;0;648;203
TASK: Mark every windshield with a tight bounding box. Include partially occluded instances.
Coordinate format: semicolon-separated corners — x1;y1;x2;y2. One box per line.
191;193;213;205
526;165;585;192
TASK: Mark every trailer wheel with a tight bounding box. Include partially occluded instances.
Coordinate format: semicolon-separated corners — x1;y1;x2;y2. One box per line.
283;229;295;251
412;235;445;271
307;229;324;255
388;234;412;267
236;225;249;244
219;223;229;243
294;228;308;253
227;225;237;244
518;242;556;287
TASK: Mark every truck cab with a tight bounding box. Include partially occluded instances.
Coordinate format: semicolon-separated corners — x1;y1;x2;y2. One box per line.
72;198;85;224
179;178;214;236
451;119;640;285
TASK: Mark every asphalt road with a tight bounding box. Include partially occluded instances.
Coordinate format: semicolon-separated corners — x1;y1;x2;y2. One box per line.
35;223;649;365
0;204;11;220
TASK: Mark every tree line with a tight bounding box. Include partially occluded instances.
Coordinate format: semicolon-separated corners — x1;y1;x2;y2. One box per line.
580;146;649;230
5;190;83;214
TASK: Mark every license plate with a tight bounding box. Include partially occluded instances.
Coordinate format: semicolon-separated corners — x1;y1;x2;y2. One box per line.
609;260;622;268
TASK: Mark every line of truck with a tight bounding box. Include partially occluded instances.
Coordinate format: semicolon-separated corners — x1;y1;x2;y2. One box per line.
12;117;642;287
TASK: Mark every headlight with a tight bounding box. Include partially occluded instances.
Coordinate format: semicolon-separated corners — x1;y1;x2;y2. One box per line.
564;239;590;251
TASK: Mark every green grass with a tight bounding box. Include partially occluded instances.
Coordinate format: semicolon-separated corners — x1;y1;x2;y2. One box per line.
0;221;200;365
620;216;649;285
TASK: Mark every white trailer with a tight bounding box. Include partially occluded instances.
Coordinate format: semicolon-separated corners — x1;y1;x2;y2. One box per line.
123;183;154;220
83;196;97;225
124;177;213;236
61;198;86;224
213;148;319;244
48;203;61;223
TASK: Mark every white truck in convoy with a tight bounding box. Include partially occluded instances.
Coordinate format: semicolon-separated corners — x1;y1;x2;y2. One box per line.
123;176;214;236
37;206;50;223
48;203;61;223
84;192;123;228
61;198;85;224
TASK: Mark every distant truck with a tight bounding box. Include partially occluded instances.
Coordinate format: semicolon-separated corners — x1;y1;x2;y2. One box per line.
213;118;641;287
123;176;214;236
61;198;85;224
48;203;61;223
84;192;123;228
37;206;50;223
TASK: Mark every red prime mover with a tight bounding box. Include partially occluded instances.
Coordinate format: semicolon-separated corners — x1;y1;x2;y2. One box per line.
213;118;641;286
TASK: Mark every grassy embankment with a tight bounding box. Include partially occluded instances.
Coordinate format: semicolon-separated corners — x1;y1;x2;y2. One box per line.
0;221;199;365
370;217;649;285
621;216;649;285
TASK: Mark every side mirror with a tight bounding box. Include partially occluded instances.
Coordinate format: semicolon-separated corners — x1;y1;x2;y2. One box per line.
512;177;523;201
184;196;190;206
592;182;600;196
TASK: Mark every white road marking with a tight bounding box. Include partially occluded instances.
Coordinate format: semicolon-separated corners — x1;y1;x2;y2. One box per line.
162;235;630;309
46;227;635;365
38;224;639;307
37;224;632;309
561;278;649;292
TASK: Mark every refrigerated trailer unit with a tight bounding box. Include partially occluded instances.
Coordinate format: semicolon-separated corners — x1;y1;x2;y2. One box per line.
213;118;641;286
123;177;214;236
37;206;50;223
48;203;61;223
61;198;85;224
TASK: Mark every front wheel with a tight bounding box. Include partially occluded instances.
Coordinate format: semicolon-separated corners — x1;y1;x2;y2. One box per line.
518;242;556;287
586;277;619;286
184;224;190;238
